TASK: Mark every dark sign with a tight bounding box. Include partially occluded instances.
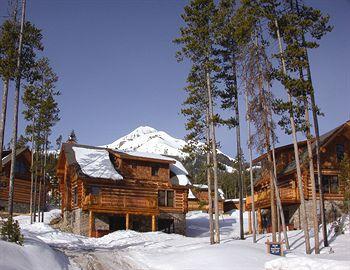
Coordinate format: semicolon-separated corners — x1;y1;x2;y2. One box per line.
270;243;282;256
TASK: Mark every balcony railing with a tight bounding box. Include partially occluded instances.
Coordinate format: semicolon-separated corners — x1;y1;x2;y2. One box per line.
246;184;299;208
83;194;157;210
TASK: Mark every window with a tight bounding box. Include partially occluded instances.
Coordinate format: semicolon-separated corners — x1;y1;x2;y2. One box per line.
322;175;339;194
158;190;174;207
158;190;166;206
151;166;159;176
73;187;78;206
336;144;345;161
14;160;27;175
87;186;101;196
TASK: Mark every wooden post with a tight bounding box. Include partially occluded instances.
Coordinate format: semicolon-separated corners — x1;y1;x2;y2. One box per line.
152;215;156;232
257;208;262;234
248;210;252;234
89;210;94;237
126;213;130;230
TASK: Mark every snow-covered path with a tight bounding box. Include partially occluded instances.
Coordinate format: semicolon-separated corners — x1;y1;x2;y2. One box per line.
1;209;348;270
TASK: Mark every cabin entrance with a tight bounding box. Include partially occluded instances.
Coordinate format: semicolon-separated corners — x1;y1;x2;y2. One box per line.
158;218;174;233
109;215;126;231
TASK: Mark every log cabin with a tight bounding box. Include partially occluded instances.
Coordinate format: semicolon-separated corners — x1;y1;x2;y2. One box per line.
56;142;190;237
246;120;350;233
0;148;32;213
188;184;225;213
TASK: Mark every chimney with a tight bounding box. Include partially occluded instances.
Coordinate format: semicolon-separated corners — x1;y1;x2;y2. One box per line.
67;130;77;144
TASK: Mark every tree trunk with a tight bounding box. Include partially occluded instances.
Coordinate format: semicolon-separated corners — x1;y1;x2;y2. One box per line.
232;65;245;240
294;0;328;248
8;0;26;217
29;126;35;224
274;18;311;254
271;144;290;249
41;135;48;222
245;91;256;243
304;97;320;254
206;108;215;245
0;79;9;174
206;71;220;243
33;147;38;222
306;57;327;249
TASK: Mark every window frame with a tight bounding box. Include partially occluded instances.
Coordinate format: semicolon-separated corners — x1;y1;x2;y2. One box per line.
151;166;160;176
158;190;175;207
336;143;345;162
314;174;340;194
73;186;78;206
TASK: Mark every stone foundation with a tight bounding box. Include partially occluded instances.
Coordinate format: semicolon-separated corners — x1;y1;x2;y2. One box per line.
0;200;30;213
62;208;89;236
286;200;344;230
62;209;187;237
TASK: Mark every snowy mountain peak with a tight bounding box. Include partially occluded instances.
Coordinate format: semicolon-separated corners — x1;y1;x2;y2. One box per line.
104;126;188;158
103;126;235;171
128;126;158;137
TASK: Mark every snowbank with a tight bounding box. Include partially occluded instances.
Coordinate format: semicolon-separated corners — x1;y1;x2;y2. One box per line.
265;257;350;270
72;146;123;180
0;210;70;270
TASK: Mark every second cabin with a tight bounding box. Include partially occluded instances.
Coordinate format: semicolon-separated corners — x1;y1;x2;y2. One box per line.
246;120;350;233
56;141;190;237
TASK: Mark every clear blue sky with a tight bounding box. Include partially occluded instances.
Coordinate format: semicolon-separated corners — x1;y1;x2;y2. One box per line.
0;0;349;159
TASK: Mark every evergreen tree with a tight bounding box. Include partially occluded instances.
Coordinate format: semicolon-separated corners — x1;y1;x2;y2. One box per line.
174;0;221;243
0;217;24;245
0;7;43;174
339;154;350;214
22;57;60;222
214;0;246;240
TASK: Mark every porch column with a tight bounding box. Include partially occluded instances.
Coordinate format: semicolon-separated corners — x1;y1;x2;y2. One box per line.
248;210;252;234
152;215;156;232
89;210;94;237
126;213;130;230
257;208;262;234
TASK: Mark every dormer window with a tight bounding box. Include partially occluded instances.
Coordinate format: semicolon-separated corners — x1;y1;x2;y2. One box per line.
336;144;345;161
151;166;159;176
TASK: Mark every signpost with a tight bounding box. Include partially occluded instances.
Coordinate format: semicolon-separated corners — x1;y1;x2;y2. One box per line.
266;239;284;256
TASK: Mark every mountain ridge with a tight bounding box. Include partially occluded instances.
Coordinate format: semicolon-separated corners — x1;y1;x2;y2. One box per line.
102;126;235;172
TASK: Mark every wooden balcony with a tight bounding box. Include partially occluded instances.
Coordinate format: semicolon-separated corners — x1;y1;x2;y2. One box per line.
82;194;158;213
246;184;300;210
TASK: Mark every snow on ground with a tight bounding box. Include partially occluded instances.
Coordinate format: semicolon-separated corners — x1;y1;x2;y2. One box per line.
0;210;348;270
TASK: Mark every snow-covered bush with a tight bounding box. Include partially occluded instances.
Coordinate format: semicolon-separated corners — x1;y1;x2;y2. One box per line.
0;217;24;245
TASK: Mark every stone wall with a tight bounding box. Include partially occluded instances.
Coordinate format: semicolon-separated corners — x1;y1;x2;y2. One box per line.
0;200;30;213
62;209;90;236
287;200;344;229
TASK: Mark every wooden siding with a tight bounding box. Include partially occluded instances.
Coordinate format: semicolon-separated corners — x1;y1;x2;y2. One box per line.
246;123;350;210
58;148;189;218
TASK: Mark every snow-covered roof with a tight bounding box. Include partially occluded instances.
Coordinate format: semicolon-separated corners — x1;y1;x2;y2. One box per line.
72;146;123;180
192;184;225;200
124;151;191;187
188;189;196;199
225;198;246;203
122;151;175;162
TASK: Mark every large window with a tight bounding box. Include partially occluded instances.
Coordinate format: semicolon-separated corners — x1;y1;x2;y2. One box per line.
315;175;339;194
14;160;27;175
322;175;339;194
336;144;345;161
158;190;174;207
